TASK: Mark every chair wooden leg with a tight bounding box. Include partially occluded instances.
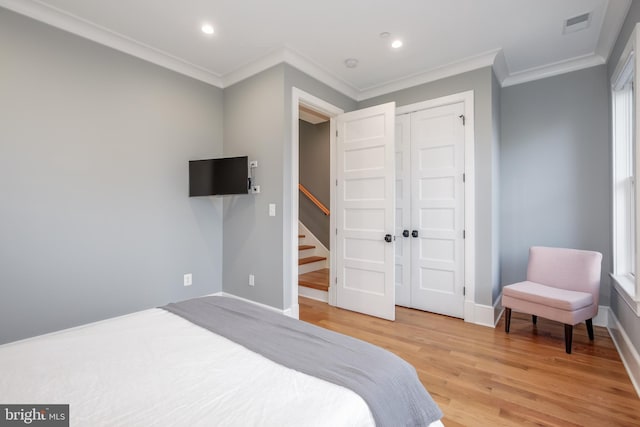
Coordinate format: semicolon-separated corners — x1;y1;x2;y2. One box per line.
532;315;537;325
586;319;594;341
505;308;512;333
564;324;573;354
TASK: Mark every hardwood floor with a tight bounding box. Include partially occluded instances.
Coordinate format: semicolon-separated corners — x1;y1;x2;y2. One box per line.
299;297;640;427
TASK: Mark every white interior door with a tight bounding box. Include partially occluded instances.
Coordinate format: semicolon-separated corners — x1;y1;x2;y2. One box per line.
335;102;396;320
395;114;411;308
410;102;465;317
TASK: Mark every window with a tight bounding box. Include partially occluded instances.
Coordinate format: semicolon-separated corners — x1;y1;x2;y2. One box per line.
611;24;640;313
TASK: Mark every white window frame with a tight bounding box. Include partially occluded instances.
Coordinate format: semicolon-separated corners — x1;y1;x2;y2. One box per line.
611;23;640;315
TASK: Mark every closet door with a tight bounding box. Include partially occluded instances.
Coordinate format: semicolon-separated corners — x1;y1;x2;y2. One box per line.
410;102;465;318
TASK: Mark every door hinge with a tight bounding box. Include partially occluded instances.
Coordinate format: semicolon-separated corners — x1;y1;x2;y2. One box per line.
335;228;338;235
335;277;338;284
463;286;466;296
459;114;465;125
336;179;338;186
463;230;466;239
336;130;338;137
462;173;466;183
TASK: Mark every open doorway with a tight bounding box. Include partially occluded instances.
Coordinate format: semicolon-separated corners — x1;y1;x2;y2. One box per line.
297;106;331;302
289;89;343;316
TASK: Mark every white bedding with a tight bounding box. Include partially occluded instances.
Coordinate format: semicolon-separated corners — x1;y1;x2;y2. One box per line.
0;307;444;427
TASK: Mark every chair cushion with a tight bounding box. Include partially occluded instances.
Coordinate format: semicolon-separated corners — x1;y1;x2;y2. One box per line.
503;281;593;311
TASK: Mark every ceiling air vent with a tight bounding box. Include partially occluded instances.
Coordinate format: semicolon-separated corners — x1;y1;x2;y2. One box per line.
563;12;592;34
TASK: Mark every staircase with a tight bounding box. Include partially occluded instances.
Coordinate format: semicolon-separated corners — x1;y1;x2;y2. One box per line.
298;225;330;302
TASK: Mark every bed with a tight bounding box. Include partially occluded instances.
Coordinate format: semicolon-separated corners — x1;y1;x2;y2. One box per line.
0;295;443;426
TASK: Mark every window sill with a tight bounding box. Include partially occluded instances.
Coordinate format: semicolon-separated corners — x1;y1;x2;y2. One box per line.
610;273;640;316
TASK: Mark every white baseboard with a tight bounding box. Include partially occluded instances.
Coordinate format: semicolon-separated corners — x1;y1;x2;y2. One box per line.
214;292;295;317
283;305;297;318
298;286;328;303
607;307;640;397
472;296;503;328
464;292;503;328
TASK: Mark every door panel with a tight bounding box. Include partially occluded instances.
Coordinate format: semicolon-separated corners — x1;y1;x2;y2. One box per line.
410;102;465;317
395;114;411;307
336;102;396;320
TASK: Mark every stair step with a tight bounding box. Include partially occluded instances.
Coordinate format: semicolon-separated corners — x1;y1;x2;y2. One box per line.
298;256;326;266
299;268;329;292
299;244;315;251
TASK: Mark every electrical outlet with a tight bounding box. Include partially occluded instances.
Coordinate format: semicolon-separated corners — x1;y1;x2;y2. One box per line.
269;203;276;216
251;185;261;194
183;273;192;287
249;274;255;286
250;160;258;168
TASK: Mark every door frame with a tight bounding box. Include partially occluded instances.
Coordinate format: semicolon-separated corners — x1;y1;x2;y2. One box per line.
290;88;344;316
396;90;476;323
289;89;476;322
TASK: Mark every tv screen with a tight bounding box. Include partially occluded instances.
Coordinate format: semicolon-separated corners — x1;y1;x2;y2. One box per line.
189;156;249;196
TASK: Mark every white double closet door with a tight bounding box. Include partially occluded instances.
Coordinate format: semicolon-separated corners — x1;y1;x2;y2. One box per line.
394;102;466;318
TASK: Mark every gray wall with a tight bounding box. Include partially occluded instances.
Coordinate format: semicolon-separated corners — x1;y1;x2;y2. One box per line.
500;66;611;305
299;120;330;248
223;65;286;309
0;9;224;344
359;67;500;306
608;1;640;354
223;64;357;311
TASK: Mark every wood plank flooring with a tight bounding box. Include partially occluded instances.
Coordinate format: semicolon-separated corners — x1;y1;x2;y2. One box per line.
299;297;640;427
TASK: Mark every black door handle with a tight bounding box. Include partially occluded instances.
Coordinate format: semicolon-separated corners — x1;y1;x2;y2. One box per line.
384;234;393;243
412;230;419;238
402;230;410;238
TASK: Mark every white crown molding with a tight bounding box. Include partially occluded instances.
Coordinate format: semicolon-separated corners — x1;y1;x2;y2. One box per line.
282;48;361;99
221;48;286;88
357;49;500;101
596;0;632;62
222;47;360;99
501;53;606;87
0;0;223;87
1;0;628;98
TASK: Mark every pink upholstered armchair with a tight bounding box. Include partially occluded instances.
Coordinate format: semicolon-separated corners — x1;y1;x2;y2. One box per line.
501;246;602;354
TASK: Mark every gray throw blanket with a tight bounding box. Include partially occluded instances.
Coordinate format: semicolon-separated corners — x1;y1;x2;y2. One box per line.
162;296;442;426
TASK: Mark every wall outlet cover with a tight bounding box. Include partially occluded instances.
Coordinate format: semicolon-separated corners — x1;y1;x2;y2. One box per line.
183;273;193;287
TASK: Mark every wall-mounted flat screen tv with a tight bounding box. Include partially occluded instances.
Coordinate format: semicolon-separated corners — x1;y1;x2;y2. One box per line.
189;156;249;196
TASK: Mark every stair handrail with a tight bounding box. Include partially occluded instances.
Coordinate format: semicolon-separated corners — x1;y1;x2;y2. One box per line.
299;184;330;216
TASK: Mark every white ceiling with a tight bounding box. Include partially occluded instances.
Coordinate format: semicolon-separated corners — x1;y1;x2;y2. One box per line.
0;0;631;100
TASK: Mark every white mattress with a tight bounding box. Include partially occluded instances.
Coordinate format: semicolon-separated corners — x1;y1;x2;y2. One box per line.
0;307;444;427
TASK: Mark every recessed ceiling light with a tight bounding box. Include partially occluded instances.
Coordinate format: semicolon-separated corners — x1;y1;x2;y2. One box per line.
344;58;359;68
391;40;403;49
201;24;214;35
